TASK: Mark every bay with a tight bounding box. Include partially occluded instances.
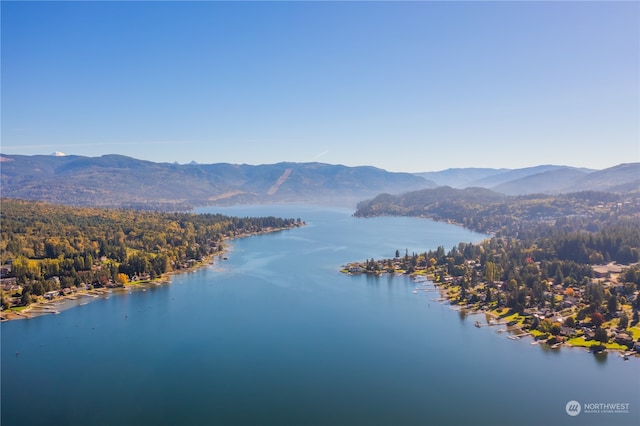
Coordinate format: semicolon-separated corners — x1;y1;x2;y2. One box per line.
1;204;638;425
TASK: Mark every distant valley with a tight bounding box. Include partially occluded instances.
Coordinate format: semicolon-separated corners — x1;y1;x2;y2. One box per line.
0;154;638;209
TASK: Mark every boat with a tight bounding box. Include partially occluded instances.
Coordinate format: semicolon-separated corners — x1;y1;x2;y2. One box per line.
474;321;481;328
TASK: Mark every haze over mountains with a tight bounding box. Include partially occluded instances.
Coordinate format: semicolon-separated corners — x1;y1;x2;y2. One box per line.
416;164;639;195
0;154;638;209
0;154;430;209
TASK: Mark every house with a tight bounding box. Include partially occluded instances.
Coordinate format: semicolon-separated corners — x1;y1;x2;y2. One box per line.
614;332;634;346
0;266;11;278
560;326;574;336
593;263;624;279
561;296;578;309
44;290;60;300
1;278;18;292
611;284;626;295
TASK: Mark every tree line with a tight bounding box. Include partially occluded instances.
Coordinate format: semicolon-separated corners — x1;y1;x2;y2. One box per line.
1;198;300;307
351;188;640;339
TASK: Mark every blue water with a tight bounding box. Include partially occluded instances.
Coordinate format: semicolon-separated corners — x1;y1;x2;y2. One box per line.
2;205;638;425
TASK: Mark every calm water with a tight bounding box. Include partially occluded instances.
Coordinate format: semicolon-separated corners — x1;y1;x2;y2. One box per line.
2;205;638;426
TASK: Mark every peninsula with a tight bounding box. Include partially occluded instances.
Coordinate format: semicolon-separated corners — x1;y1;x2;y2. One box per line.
0;198;303;321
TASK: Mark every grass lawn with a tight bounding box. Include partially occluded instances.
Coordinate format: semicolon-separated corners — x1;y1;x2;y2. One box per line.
529;329;546;338
566;336;591;348
627;325;640;340
501;312;527;325
566;336;630;351
603;342;630;351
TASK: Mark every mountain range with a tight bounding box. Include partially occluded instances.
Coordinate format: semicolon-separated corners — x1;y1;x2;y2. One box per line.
0;154;637;209
0;154;432;209
416;163;639;196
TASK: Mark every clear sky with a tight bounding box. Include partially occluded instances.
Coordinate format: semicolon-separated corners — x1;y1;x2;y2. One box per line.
1;1;638;172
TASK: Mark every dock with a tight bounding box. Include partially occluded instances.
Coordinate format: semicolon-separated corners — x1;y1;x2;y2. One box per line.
25;305;60;315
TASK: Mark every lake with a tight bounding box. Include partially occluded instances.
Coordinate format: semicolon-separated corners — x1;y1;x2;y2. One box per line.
2;204;638;425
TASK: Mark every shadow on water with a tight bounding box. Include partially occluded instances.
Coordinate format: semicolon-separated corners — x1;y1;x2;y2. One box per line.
539;342;564;356
593;351;609;365
458;307;468;321
365;274;381;286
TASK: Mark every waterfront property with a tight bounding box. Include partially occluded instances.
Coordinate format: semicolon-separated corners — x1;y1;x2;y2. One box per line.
2;205;638;426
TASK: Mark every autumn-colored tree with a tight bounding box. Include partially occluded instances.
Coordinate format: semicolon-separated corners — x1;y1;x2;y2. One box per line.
591;312;605;328
115;273;129;286
538;318;553;333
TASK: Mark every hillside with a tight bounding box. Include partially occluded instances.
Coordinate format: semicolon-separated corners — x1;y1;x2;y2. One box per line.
355;186;640;236
414;164;638;196
414;168;509;188
491;168;589;195
0;154;434;209
566;163;640;193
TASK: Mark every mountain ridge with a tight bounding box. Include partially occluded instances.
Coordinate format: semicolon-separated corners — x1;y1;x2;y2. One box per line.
1;154;637;209
414;163;638;195
0;154;435;209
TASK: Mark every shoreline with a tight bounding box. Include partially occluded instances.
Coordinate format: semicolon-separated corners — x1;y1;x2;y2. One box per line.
430;275;638;358
0;224;301;322
348;267;640;359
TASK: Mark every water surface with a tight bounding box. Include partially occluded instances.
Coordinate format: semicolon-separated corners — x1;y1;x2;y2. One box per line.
2;205;638;425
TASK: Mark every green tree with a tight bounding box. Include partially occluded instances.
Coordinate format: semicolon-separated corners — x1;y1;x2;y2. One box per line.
484;288;492;304
564;316;575;328
539;318;553;333
618;312;629;329
607;294;618;314
1;293;11;310
20;291;32;306
483;261;501;283
593;327;608;343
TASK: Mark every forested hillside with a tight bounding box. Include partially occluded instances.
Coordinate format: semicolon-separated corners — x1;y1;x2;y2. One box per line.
349;186;640;351
0;199;300;308
0;154;432;208
356;187;639;238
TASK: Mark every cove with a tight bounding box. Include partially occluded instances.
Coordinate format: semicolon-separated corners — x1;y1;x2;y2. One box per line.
1;204;638;426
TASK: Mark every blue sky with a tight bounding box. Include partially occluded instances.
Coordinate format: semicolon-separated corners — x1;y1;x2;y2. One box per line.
1;1;638;172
